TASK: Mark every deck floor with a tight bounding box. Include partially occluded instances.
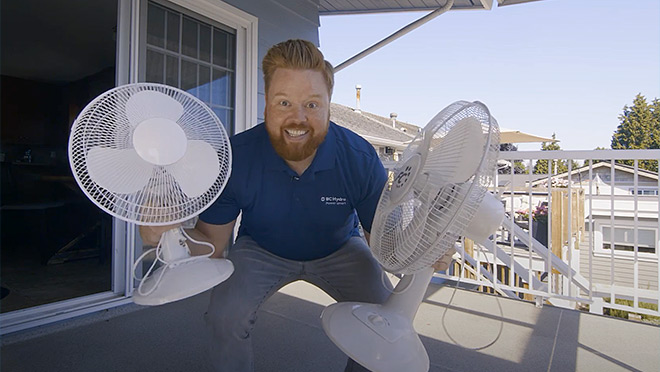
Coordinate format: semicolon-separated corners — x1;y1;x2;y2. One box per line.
2;280;659;372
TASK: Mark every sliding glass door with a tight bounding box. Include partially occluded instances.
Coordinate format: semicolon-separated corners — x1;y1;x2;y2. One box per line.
1;0;119;314
1;0;256;334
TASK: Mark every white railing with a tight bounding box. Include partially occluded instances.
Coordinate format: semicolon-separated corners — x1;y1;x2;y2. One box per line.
384;149;660;321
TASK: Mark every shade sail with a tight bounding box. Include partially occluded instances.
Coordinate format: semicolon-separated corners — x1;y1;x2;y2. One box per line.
500;128;557;144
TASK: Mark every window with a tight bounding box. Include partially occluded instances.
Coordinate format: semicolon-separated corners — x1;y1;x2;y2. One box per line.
629;188;659;196
600;225;657;255
145;2;236;133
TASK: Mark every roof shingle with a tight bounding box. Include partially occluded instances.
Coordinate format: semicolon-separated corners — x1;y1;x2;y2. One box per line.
330;103;416;145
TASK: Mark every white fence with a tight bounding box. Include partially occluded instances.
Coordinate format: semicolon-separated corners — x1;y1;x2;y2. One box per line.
385;149;660;321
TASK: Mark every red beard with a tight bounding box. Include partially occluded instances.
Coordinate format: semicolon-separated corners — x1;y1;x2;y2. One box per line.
267;123;328;162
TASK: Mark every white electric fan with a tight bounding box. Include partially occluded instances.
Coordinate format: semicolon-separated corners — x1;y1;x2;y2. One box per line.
68;83;233;306
321;101;504;372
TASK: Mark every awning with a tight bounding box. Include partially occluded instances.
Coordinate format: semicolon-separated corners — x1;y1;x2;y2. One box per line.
324;0;544;72
320;0;542;15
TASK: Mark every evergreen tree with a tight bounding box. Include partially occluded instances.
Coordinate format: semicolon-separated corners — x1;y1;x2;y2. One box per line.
533;134;566;175
652;98;660;152
611;94;660;171
590;146;609;165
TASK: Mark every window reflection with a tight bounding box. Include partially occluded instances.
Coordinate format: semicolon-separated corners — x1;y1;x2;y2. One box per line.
145;2;235;133
211;69;228;107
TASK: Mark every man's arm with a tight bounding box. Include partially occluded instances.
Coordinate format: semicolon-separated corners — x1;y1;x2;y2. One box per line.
432;246;456;271
195;219;236;258
139;219;236;259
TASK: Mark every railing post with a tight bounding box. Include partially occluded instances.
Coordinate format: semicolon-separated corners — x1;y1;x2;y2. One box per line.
590;297;604;315
535;295;544;309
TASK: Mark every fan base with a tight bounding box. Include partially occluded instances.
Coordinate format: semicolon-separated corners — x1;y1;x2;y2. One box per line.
321;302;429;372
133;257;233;306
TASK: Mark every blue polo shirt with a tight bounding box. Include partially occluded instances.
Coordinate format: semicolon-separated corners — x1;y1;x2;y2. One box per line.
199;121;387;261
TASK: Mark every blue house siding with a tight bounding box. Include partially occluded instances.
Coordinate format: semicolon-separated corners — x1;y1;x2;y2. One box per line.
224;0;321;122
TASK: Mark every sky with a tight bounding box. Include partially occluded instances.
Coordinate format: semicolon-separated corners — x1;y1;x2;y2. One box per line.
318;0;660;151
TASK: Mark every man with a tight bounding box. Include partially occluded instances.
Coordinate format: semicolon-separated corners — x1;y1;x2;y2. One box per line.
141;39;451;371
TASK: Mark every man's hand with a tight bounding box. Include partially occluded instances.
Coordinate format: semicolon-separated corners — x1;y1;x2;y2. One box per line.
432;246;457;271
139;224;181;247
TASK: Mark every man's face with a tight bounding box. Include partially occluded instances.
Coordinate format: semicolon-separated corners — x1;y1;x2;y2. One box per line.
264;68;330;162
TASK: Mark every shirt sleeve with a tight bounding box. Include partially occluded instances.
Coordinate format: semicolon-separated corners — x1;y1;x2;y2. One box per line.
199;175;240;225
354;154;387;234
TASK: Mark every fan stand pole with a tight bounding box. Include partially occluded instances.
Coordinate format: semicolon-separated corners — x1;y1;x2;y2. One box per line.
159;228;192;262
384;267;435;320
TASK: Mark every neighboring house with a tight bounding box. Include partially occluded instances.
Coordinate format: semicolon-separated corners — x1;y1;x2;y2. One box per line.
330;102;416;161
360;110;422;136
547;162;659;293
530;162;659;196
500;162;659;293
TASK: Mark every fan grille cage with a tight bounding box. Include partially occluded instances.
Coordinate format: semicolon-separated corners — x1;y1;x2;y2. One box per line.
68;83;232;225
371;101;500;274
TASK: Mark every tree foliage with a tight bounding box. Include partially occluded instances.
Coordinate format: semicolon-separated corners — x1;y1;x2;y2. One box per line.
611;94;660;171
532;134;579;174
499;143;528;174
590;147;609;166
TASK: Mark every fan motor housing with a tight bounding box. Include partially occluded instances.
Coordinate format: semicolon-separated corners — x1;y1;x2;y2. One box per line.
389;153;422;206
132;117;188;165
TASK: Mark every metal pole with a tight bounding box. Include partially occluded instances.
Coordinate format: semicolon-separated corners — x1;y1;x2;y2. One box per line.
334;0;455;73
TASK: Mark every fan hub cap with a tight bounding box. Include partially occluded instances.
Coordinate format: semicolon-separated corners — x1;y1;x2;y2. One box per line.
133;118;187;165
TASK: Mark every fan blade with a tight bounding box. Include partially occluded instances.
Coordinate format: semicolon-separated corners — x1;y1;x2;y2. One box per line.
87;147;153;194
426;116;486;184
166;140;220;198
125;89;184;127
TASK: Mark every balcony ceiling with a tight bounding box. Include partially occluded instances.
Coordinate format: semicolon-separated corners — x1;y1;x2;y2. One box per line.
319;0;542;15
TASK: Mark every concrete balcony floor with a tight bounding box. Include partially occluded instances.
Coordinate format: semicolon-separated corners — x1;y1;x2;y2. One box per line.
2;280;659;372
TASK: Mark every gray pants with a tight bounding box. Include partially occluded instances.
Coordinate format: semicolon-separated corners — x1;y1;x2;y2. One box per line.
204;236;392;372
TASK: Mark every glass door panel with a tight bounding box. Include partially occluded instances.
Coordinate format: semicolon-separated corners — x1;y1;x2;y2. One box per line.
0;0;118;312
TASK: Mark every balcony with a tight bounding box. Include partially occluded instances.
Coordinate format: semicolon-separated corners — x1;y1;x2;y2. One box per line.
2;149;659;371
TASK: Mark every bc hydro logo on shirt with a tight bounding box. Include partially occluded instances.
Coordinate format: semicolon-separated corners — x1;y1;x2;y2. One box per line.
321;196;347;206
